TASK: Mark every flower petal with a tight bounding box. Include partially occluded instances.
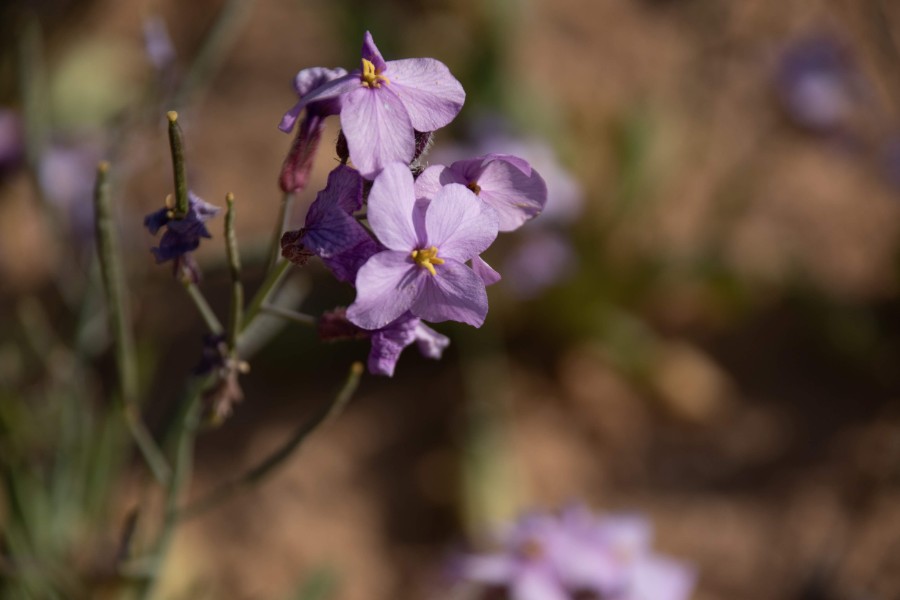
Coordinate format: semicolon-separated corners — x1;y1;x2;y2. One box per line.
384;58;465;131
510;567;568;600
279;73;358;133
414;322;449;359
361;31;387;72
367;162;419;251
411;259;488;327
425;184;498;262
341;87;415;178
413;164;447;201
471;255;501;286
368;314;419;376
474;158;547;231
626;557;696;600
456;555;518;585
347;251;424;330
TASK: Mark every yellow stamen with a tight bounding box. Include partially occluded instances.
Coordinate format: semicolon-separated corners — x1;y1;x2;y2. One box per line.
164;193;175;209
360;58;390;88
466;181;482;195
410;246;445;276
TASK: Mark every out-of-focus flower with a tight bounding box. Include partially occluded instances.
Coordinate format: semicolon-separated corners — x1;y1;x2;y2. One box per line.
346;163;498;329
279;31;465;178
194;334;248;424
38;141;102;243
279;67;348;194
142;16;176;72
144;191;220;264
503;231;577;299
0;109;24;177
775;34;863;134
455;506;696;600
415;154;547;232
280;165;379;283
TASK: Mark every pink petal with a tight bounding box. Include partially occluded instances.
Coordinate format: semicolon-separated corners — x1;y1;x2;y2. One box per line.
367;162;419;251
626;557;696;600
411;259;488;327
347;251;423;330
471;255;501;286
361;31;387;72
425;184;498;262
414;164;448;201
278;73;358;133
341;87;415;178
476;159;548;231
414;322;450;358
511;567;569;600
384;58;465;132
458;555;517;584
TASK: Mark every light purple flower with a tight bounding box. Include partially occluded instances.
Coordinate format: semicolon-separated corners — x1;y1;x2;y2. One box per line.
279;67;348;194
279;31;465;178
455;506;696;600
346;162;498;329
39;141;103;244
143;16;176;72
415;154;547;232
280;165;379;283
504;230;576;299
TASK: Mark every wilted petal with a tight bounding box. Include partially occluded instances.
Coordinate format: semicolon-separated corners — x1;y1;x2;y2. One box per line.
321;236;380;284
474;158;547;231
414;322;449;359
411;259;488;327
385;58;465;132
471;255;501;286
348;251;424;329
279;114;327;194
425;184;498;262
342;87;415;178
144;207;170;235
367;162;419;250
309;164;364;215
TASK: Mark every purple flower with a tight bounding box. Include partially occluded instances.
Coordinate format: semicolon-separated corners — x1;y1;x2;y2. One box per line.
456;506;696;600
346;162;498;329
280;165;379;283
415;154;547;232
142;16;176;72
318;308;450;377
279;32;465;178
144;191;220;263
279;67;348;194
775;34;863;134
39;141;102;243
504;230;576;299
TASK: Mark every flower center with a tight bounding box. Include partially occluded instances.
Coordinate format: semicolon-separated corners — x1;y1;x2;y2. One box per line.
466;181;481;195
410;246;444;276
360;58;390;88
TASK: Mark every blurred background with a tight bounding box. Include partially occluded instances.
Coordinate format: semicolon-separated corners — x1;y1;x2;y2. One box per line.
2;0;900;598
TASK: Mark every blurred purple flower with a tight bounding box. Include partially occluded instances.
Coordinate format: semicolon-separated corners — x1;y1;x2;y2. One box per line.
0;109;24;177
318;308;450;377
456;506;696;600
775;34;863;134
504;231;576;299
415;154;547;232
39;141;103;243
143;16;176;72
279;67;348;194
346;162;498;330
279;31;465;178
280;164;379;283
144;191;220;263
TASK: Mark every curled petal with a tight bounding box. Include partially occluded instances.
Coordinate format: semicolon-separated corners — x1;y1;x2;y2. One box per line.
385;58;465;132
410;259;488;327
361;31;387;72
279;73;358;133
471;255;501;286
368;315;418;376
347;251;424;329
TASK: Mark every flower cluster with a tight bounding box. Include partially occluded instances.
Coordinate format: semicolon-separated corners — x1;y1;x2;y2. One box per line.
453;506;696;600
279;32;548;376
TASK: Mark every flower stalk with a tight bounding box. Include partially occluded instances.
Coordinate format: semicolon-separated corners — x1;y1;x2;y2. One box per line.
224;193;243;351
166;111;189;218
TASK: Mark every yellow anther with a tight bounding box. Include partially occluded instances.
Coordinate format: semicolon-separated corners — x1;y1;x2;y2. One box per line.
164;193;175;209
466;181;482;195
360;58;390;88
411;246;444;276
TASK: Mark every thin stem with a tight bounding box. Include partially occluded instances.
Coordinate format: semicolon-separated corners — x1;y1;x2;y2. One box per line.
259;304;316;327
181;279;225;336
93;161;171;486
224;193;243;351
178;362;364;520
240;259;291;334
166;111;189;218
265;191;294;274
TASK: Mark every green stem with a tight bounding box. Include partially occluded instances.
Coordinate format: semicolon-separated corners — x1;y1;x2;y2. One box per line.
265;191;294;274
182;280;225;336
93;162;171;486
177;362;363;520
225;193;243;351
166;111;189;218
259;304;316;327
240;259;291;334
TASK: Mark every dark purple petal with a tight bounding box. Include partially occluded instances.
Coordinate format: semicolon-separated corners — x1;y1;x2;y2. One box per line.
424;184;498;262
144;207;170;235
341;87;415;178
347;251;424;329
384;58;465;132
306;164;364;218
366;162;419;251
410;258;488;327
321;236;381;284
361;31;387;72
471;255;501;286
279;113;327;194
152;227;203;263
